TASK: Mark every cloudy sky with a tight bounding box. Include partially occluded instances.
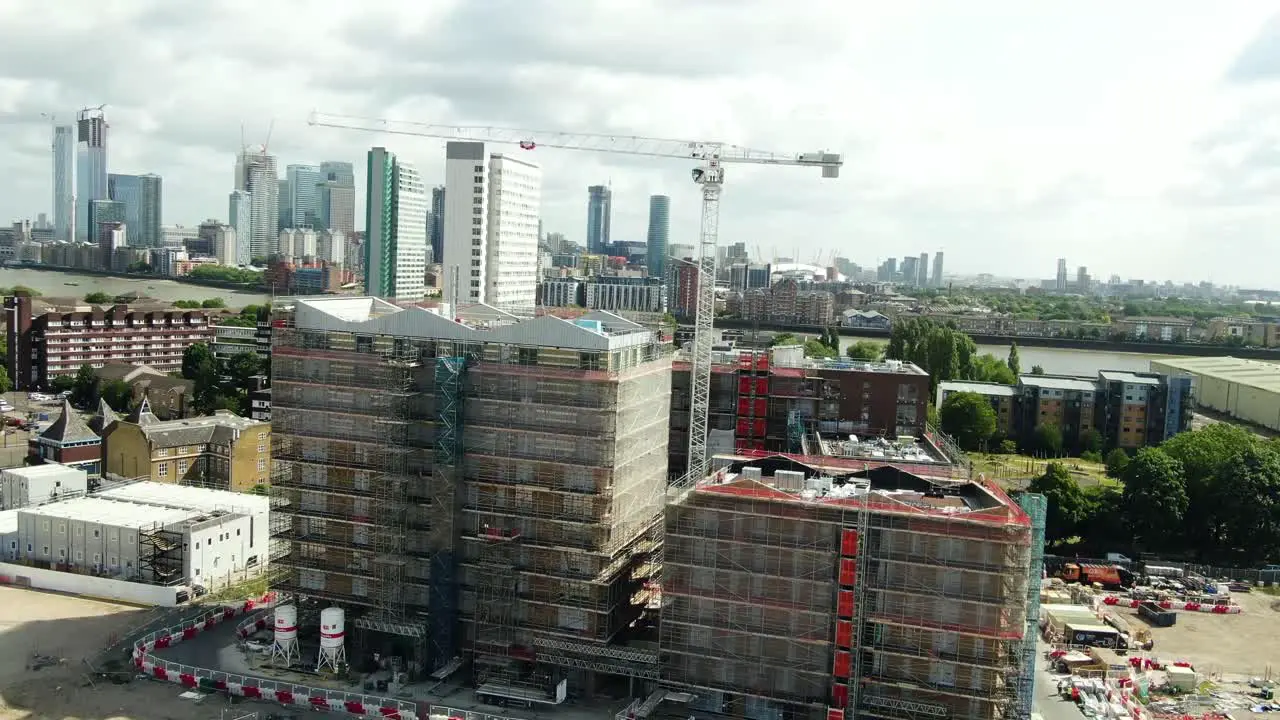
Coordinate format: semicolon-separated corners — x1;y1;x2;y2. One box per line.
2;1;1280;287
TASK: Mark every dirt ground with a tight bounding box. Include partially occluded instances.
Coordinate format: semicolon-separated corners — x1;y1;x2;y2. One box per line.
0;585;253;720
1119;590;1280;680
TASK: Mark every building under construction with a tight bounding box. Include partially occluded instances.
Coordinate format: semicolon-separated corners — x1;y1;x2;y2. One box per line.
659;455;1046;720
268;297;668;692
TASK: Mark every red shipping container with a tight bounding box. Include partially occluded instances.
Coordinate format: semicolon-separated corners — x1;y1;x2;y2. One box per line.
736;419;751;435
755;398;768;416
841;529;859;557
828;707;845;720
832;650;851;678
753;420;766;437
738;377;752;393
835;620;853;648
839;558;857;587
837;590;855;618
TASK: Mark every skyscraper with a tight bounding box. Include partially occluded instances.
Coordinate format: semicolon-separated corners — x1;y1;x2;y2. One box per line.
931;251;945;288
484;154;541;312
586;185;611;254
901;256;919;287
75;108;109;242
52;124;75;242
107;173;162;247
285;164;324;229
234;149;279;260
364;147;427;300
429;186;445;266
1077;266;1090;293
1056;258;1068;291
228;190;252;266
918;252;929;287
646;195;670;280
318;161;356;236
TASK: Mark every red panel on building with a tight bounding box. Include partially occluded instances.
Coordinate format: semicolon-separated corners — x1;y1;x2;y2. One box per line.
757;354;770;371
753;419;766;437
832;650;851;678
736;419;751;436
754;398;768;416
828;707;845;720
835;619;853;648
738;377;752;394
837;590;855;618
755;378;769;394
839;558;857;587
738;398;751;415
841;529;859;557
831;686;848;709
752;441;766;451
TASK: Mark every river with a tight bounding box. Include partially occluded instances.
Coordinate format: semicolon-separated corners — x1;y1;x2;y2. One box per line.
0;267;270;307
834;336;1175;377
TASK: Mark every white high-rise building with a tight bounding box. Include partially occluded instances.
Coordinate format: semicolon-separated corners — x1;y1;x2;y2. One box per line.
52;125;75;242
213;225;238;266
316;229;346;266
364;147;427;301
227;190;252;266
441;142;541;312
485;154;541;312
234;150;279;260
278;228;317;260
75;109;109;242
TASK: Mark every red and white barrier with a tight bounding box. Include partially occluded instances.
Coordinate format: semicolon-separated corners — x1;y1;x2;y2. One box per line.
1100;596;1242;613
130;593;418;720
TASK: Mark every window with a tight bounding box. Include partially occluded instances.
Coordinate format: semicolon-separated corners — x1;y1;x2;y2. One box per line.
257;443;265;453
178;459;188;474
474;175;483;183
157;462;169;478
93;529;99;538
473;197;483;205
257;459;267;472
257;432;266;441
156;447;169;457
473;218;482;226
58;523;66;534
472;229;481;237
195;541;200;550
236;529;241;536
42;546;49;555
474;165;483;172
473;207;482;215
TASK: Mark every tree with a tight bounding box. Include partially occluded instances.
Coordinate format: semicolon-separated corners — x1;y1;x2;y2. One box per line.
99;379;133;412
884;317;977;390
846;340;883;361
1080;428;1104;454
1033;424;1064;456
1028;462;1088;543
1078;484;1129;551
1161;423;1260;554
1105;448;1130;478
770;332;800;347
201;298;227;308
83;291;113;304
971;354;1016;384
803;339;838;359
938;392;997;451
0;365;11;395
1121;448;1188;547
71;364;97;406
1030;365;1046;375
1007;342;1021;376
227;351;265;389
182;343;217;380
1212;445;1280;562
49;375;77;394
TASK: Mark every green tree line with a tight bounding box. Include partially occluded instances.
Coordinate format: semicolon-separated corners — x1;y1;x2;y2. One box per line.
1029;423;1280;564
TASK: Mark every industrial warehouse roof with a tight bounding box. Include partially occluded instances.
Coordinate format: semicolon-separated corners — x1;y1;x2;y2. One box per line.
95;481;269;516
286;296;655;352
18;496;201;529
1151;356;1280;393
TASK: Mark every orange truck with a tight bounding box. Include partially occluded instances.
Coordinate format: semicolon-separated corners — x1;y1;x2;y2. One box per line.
1060;563;1136;590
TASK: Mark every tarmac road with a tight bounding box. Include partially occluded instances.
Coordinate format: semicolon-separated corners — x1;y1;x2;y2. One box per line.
1034;657;1085;720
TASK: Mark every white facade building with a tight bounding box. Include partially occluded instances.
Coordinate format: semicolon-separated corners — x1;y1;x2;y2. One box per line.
316;229;346;266
364;147;427;300
228;190;252;266
0;464;89;510
278;228;317;260
235;150;279;260
213;225;238;266
441;142;540;312
485;154;541;313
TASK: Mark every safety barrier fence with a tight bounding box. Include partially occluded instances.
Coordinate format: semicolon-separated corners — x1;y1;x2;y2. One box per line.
129;592;420;719
1101;596;1243;614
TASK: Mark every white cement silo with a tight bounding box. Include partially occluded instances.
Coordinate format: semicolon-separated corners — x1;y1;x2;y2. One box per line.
269;604;299;666
316;606;347;672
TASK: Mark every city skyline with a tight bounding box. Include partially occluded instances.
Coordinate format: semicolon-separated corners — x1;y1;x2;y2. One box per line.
4;5;1280;286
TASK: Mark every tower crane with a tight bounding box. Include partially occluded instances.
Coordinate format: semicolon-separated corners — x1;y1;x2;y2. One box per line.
307;111;842;481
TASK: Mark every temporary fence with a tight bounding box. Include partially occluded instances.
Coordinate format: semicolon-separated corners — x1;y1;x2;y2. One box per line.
1101;596;1243;614
130;592;420;720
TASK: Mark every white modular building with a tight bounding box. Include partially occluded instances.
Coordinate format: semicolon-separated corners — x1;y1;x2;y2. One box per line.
0;464;89;510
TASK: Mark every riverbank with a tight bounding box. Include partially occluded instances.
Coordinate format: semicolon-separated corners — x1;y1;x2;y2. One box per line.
12;263;260;293
711;317;1280;361
0;266;271;307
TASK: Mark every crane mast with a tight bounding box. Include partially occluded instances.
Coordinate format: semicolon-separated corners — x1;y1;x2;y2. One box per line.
307;112;842;481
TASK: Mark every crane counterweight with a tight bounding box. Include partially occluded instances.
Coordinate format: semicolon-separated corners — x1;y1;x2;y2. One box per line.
307;111;841;481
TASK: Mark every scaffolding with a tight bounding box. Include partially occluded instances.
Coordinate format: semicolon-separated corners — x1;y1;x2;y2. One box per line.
658;463;1036;720
138;523;184;585
472;525;523;684
1014;493;1047;720
427;356;467;671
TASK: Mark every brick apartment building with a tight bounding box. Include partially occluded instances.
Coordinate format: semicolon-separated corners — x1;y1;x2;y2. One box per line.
4;296;215;390
669;346;931;477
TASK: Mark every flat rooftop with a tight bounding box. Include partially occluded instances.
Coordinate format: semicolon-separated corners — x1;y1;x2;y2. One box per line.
0;509;18;536
1098;370;1161;386
18;496;202;529
938;380;1019;397
1151;356;1280;394
1018;374;1099;393
0;463;86;480
814;433;949;464
96;481;269;516
282;296;655;352
691;456;1030;527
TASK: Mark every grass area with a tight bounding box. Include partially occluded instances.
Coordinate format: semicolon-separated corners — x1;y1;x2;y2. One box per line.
970;452;1116;489
200;574;271;605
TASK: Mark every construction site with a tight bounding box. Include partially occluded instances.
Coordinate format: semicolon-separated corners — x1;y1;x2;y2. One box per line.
267;296;669;699
659;456;1046;720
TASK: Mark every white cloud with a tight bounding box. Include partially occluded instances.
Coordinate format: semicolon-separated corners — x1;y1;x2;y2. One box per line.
1;0;1279;286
